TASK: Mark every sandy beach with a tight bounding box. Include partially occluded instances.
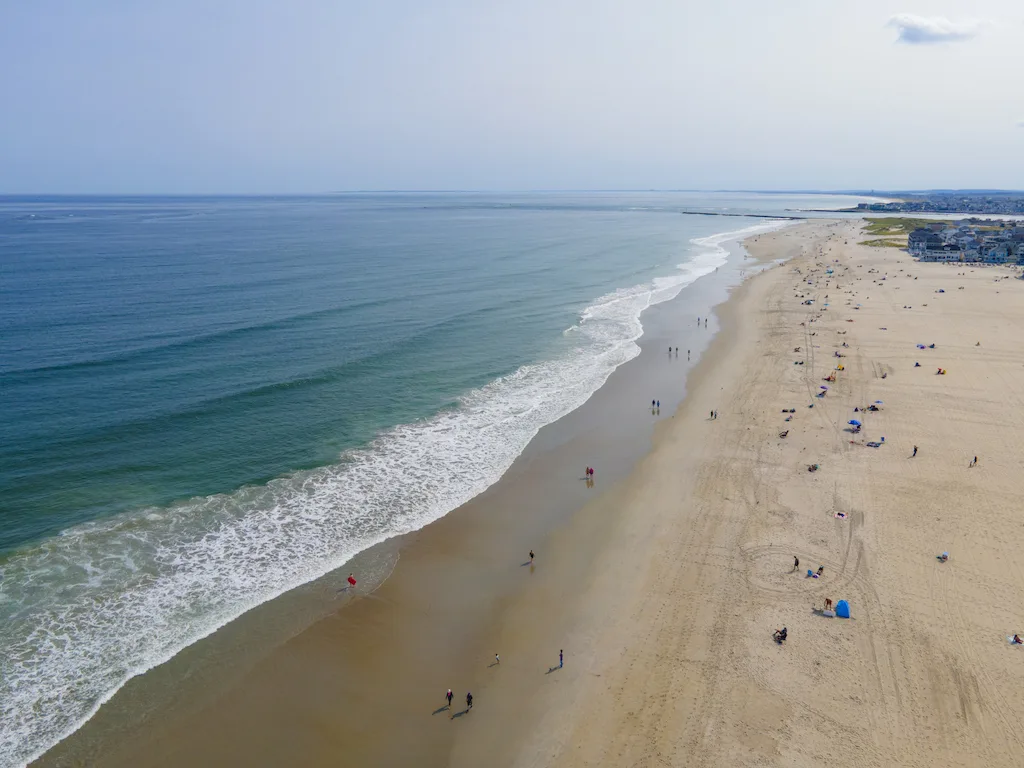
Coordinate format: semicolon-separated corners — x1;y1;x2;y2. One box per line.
499;219;1024;767
35;219;1024;767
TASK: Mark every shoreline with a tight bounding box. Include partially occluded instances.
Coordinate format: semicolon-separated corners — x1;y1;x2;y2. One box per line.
31;217;1024;767
29;221;791;767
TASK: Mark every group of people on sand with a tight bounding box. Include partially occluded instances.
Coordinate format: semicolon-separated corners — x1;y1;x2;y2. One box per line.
778;251;1014;651
442;561;564;719
444;688;471;713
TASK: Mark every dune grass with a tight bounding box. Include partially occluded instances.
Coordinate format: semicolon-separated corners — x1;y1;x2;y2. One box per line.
863;217;935;236
859;238;907;248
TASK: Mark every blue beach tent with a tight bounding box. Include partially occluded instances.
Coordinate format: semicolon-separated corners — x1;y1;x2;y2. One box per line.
836;600;851;619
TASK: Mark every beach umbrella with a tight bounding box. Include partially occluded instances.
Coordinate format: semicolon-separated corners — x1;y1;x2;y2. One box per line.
848;420;861;426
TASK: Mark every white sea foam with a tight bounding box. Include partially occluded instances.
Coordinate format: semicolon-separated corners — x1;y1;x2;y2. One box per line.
0;219;789;767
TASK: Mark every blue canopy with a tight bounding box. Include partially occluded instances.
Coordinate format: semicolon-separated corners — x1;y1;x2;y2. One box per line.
836;600;850;619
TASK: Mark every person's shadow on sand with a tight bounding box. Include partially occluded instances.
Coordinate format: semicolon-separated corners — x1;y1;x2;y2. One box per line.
450;709;470;719
545;666;561;674
432;705;450;716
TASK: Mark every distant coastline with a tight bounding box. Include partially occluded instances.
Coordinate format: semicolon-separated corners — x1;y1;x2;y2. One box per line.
679;211;805;220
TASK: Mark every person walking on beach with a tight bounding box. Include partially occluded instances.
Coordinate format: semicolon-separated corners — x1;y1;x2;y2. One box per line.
970;455;978;468
687;349;690;360
559;649;563;669
529;549;535;564
704;318;707;328
347;573;357;590
495;653;500;665
656;400;660;409
793;555;799;571
466;692;474;710
446;689;453;708
912;445;918;458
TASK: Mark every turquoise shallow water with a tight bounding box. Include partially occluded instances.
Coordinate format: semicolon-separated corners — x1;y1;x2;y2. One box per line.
0;191;868;765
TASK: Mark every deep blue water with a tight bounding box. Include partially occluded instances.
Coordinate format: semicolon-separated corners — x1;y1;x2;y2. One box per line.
0;194;709;548
0;191;870;766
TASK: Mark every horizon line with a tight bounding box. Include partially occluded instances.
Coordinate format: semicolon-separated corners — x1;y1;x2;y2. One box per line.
2;189;1020;198
0;189;900;197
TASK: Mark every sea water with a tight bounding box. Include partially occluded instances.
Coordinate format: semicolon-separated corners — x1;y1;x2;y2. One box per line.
0;192;867;765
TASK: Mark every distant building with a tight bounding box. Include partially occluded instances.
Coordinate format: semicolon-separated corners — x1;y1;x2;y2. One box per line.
908;229;932;255
919;244;963;262
982;244;1012;263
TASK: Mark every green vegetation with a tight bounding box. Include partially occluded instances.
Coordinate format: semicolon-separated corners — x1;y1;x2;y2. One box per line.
859;239;907;249
863;217;934;236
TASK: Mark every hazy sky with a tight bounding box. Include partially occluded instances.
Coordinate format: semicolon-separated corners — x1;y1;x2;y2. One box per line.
2;0;1022;193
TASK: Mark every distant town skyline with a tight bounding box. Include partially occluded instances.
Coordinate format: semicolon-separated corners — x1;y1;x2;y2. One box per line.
2;0;1023;194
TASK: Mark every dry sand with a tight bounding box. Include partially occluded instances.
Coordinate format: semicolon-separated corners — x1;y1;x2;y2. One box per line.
490;219;1024;767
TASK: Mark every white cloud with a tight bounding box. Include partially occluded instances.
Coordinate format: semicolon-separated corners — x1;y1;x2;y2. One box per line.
888;14;984;44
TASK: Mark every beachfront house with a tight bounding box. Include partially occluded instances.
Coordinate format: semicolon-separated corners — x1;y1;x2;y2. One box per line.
919;244;963;262
981;244;1012;264
908;229;932;255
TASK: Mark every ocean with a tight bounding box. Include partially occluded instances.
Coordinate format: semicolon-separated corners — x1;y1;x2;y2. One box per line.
0;192;868;765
